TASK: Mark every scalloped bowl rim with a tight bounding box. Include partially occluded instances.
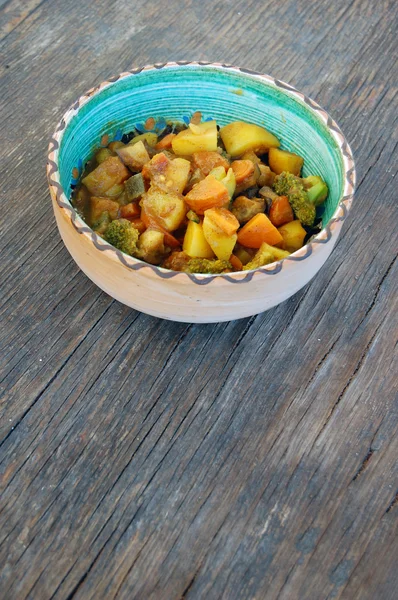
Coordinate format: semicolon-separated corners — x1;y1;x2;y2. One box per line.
46;61;356;285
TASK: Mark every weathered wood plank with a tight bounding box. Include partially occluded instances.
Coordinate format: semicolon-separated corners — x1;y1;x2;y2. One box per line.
0;0;397;598
0;0;46;41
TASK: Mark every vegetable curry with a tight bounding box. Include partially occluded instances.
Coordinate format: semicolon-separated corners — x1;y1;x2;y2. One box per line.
72;115;329;273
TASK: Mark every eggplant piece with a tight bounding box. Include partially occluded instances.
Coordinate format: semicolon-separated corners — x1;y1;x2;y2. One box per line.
231;196;265;225
258;186;279;201
243;186;260;199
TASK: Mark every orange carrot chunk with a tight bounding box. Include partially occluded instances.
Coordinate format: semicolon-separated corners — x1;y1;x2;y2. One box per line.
204;207;240;236
184;175;230;215
120;202;141;219
155;133;176;150
269;195;294;227
229;254;243;271
130;218;146;234
237;212;283;248
231;160;255;184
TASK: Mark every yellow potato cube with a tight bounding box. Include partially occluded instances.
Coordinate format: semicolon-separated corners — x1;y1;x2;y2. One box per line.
278;220;307;252
166;158;191;194
183;221;214;258
172;120;218;155
202;214;237;261
268;147;304;176
220;121;280;157
142;187;187;232
138;230;165;264
82;156;129;195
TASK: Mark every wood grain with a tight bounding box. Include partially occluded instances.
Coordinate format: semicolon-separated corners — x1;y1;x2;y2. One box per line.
0;0;397;598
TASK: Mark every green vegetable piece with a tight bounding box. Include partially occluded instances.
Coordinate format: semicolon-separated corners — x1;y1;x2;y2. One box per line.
221;167;236;199
209;166;227;181
125;172;145;201
95;148;113;164
186;258;232;274
209;166;236;199
306;181;329;206
302;175;323;189
92;211;111;235
243;242;290;270
104;218;139;255
186;210;201;223
243;251;274;270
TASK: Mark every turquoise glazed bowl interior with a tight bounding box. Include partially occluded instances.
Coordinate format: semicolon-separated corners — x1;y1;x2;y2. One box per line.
58;64;349;226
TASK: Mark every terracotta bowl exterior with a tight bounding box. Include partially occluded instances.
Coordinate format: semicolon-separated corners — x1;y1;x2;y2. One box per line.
47;62;355;323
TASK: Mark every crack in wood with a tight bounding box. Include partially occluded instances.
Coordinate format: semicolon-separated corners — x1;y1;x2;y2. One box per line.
385;490;398;514
64;570;89;600
306;334;342;389
357;255;397;326
180;568;200;599
352;449;374;481
111;537;152;600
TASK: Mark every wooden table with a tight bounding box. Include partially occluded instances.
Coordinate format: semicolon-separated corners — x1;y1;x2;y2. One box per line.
1;0;397;598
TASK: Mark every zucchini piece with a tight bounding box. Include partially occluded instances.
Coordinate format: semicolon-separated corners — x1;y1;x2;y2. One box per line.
186;210;200;223
306;181;328;206
95;148;113;164
92;211;111;235
304;177;329;206
125;173;146;201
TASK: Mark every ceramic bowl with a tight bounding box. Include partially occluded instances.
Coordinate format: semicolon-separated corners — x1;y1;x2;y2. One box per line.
47;62;355;323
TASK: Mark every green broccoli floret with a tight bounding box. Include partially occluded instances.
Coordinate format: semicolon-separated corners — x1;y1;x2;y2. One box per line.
186;258;232;274
243;242;290;270
104;218;139;255
273;172;300;195
274;172;316;226
243;250;274;271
